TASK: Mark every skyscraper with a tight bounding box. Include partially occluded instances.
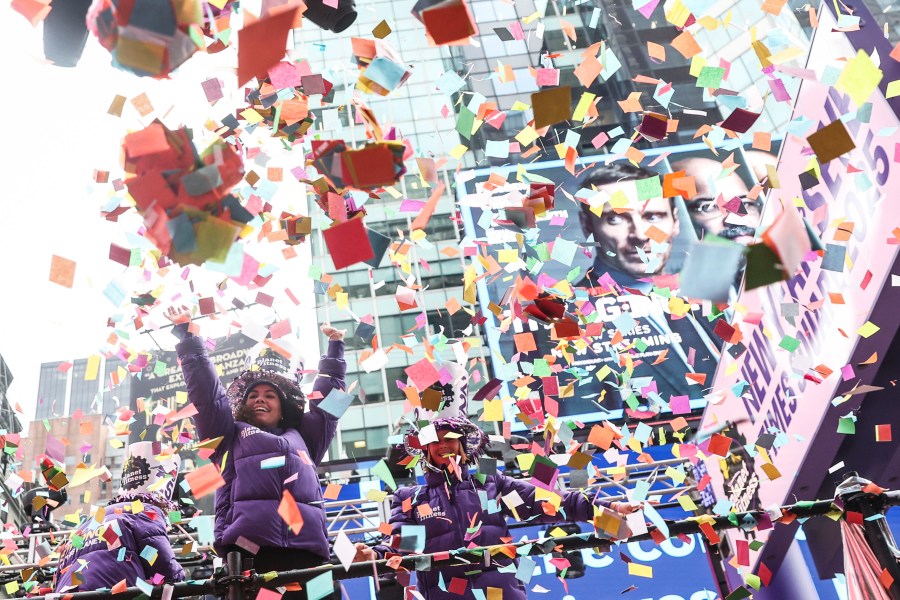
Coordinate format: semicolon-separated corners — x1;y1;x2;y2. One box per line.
35;356;131;421
0;354;26;527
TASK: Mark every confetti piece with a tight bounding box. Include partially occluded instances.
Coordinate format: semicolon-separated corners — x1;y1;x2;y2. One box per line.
49;255;76;288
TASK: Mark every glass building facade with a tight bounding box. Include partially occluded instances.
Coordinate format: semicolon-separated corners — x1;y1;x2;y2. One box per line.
35;361;69;421
35;356;131;421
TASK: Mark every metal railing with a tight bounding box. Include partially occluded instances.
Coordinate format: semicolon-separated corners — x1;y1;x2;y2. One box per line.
18;482;900;600
0;456;697;576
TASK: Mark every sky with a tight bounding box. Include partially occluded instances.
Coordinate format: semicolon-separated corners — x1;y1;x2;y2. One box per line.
0;7;319;430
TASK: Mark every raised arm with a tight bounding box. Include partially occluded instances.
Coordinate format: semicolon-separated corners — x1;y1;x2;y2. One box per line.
166;307;235;451
299;325;347;464
495;472;643;535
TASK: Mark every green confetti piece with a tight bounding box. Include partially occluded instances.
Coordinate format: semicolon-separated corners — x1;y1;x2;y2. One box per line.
725;586;753;600
778;335;800;352
697;66;726;89
635;175;662;201
837;416;856;434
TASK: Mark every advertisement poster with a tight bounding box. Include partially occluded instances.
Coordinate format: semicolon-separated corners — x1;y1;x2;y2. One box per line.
458;142;775;430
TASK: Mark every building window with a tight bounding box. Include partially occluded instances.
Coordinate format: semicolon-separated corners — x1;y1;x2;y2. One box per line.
356;372;385;405
424;308;473;339
335;426;390;459
385;366;408;401
425;218;459;242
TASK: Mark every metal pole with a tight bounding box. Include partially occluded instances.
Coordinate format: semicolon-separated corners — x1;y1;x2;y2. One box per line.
225;551;245;600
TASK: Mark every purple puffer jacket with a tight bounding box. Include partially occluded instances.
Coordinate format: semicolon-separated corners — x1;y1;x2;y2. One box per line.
177;335;346;559
53;503;184;593
373;468;609;600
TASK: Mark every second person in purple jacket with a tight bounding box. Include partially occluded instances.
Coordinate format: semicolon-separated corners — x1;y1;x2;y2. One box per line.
166;306;346;598
357;415;642;600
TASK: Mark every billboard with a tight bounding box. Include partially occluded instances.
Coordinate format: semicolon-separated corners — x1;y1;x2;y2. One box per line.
457;141;775;430
697;0;900;582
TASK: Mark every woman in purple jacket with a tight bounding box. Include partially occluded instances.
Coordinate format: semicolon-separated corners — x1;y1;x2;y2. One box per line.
53;442;185;593
356;415;641;600
165;306;346;599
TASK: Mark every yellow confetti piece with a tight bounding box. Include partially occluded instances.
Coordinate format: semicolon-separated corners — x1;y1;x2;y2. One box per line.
365;489;388;502
857;321;880;338
534;487;561;508
664;0;691;27
85;355;101;381
572;91;597;121
677;495;698;511
449;144;468;159
768;46;804;65
836;49;884;108
382;186;403;198
886;80;900;99
482;399;504;421
665;466;687;484
240;108;265;125
628;562;653;578
689;55;707;77
516;126;539;146
516;453;535;472
697;15;719;30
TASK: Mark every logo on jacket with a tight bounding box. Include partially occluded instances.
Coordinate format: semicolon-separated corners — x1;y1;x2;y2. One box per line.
240;426;261;439
417;506;447;521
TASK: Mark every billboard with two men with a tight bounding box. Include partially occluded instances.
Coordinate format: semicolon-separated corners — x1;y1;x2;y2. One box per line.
457;141;778;431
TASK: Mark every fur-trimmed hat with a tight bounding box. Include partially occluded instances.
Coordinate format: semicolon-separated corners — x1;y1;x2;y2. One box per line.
226;344;308;416
405;416;489;470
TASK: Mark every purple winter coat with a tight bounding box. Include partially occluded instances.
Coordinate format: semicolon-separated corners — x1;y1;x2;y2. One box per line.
53;503;185;593
374;468;608;600
177;335;346;559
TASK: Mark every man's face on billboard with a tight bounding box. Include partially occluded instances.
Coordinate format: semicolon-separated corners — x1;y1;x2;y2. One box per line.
675;157;761;245
579;179;678;278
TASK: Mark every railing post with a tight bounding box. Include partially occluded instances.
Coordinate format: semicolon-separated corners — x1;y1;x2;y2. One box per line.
225;551;245;600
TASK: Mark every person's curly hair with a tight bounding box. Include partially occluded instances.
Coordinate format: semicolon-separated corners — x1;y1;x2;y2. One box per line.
233;378;307;431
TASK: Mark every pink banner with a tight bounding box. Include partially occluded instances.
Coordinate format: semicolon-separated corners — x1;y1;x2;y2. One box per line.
698;5;900;574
